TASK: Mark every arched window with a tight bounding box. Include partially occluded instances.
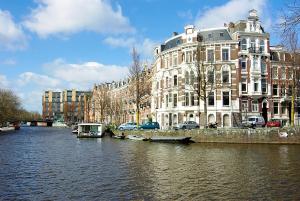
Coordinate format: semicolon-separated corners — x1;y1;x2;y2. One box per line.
185;71;189;84
190;71;195;85
241;38;247;50
222;65;230;83
165;77;168;88
208;114;215;123
223;114;230;127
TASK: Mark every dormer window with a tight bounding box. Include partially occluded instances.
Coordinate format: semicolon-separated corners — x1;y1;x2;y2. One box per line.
220;32;224;37
208;34;212;39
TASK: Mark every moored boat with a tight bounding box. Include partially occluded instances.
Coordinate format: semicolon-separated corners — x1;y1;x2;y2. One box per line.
0;127;16;132
113;135;126;139
52;120;68;128
149;136;192;143
77;123;104;138
127;135;147;141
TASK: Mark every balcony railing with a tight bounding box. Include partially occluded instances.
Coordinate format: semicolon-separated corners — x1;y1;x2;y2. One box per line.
248;47;264;54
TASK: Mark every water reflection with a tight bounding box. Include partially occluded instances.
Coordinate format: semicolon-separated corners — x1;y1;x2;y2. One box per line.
0;128;300;200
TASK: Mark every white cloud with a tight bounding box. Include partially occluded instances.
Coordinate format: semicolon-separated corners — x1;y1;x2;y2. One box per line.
18;72;61;88
195;0;270;30
104;37;157;58
44;59;129;89
23;0;135;38
0;10;27;50
0;74;9;88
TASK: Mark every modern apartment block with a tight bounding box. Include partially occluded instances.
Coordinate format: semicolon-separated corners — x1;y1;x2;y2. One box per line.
42;89;91;123
151;9;300;129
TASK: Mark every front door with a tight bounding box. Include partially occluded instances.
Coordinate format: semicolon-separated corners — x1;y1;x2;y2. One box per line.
169;113;172;127
262;102;268;123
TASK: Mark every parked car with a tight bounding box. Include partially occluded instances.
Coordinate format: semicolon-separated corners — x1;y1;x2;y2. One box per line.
118;122;137;130
175;121;199;130
139;122;160;130
242;116;265;128
266;119;281;127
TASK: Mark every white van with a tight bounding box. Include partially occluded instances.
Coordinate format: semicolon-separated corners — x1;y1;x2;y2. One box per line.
242;116;266;128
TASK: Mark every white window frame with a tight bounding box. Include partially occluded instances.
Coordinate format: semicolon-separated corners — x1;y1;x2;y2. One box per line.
221;48;230;61
222;91;230;107
207;48;215;63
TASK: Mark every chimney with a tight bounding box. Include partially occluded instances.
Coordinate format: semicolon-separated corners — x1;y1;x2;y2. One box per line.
172;32;178;36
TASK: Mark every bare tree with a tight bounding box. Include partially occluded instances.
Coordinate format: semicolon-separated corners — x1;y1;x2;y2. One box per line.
94;84;110;123
279;0;300;36
278;1;300;126
190;45;219;128
128;47;143;126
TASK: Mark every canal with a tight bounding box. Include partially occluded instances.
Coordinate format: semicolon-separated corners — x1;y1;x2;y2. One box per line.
1;127;300;200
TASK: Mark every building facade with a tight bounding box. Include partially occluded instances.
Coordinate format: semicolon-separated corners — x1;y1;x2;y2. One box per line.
42;89;91;123
151;9;300;129
86;67;152;125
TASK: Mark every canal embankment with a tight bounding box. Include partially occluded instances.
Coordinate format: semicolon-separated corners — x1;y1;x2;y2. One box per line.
114;127;300;144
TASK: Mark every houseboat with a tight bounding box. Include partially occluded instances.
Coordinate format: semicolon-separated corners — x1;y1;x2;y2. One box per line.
77;123;105;138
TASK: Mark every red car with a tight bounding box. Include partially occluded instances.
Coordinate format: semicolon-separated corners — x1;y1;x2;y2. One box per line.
266;119;281;127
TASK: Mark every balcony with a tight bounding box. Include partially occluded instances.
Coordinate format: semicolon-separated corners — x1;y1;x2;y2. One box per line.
248;47;263;54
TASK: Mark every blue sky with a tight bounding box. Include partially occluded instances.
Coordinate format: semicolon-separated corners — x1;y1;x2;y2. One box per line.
0;0;289;112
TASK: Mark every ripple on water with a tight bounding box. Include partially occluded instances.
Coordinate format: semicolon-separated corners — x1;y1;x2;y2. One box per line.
1;127;300;200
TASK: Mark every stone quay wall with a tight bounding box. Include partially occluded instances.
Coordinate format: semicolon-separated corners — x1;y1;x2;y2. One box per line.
114;127;300;144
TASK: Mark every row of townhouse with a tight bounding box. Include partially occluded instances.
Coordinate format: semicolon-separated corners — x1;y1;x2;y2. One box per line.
42;89;91;123
86;68;152;125
151;9;300;129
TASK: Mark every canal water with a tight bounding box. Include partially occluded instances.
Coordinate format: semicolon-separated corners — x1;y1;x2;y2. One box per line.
1;127;300;200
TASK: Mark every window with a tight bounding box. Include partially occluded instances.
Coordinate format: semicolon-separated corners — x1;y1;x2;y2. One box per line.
261;61;266;73
260;40;265;52
222;67;229;83
242;78;247;92
166;95;168;107
173;75;178;86
208;92;214;106
274;102;279;114
185;51;193;63
173;55;178;66
207;49;214;62
250;39;256;49
223;91;230;106
261;79;267;93
190;71;195;85
169;92;172;102
185;71;189;84
242;100;248;112
208;34;212;38
173;94;177;107
253;58;258;70
252;100;258;112
166;77;169;88
185;92;189;106
207;69;214;83
241;59;247;71
222;49;229;61
273;84;278;96
281;67;286;80
156;82;159;89
190;93;195;106
241;39;247;50
272;66;278;78
281;85;286;96
254;79;259;92
220;32;224;37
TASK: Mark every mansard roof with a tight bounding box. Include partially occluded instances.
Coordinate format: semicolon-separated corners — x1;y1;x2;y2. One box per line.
199;28;232;42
